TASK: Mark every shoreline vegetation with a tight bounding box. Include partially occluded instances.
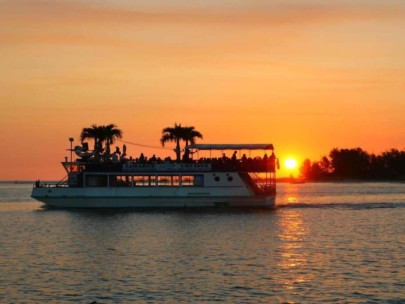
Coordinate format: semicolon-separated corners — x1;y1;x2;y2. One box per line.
298;148;405;182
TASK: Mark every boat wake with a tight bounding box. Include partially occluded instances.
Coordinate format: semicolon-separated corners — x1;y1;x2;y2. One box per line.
277;202;405;210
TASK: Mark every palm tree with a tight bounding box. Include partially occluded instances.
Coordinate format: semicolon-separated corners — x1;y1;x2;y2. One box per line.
183;126;203;147
182;126;203;161
160;123;185;161
103;124;123;155
80;124;105;152
80;124;123;161
160;124;203;161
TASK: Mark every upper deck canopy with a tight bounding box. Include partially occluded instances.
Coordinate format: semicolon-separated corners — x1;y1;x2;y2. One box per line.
186;144;274;150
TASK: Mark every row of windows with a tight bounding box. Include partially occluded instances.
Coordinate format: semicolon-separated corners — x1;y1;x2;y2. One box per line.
85;175;203;187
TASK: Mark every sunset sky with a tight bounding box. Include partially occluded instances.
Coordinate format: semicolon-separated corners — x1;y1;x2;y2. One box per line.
0;0;404;180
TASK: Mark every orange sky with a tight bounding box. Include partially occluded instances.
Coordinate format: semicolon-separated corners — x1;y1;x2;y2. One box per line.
0;0;404;180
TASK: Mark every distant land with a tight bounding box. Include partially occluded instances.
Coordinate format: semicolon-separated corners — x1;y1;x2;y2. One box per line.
298;148;405;182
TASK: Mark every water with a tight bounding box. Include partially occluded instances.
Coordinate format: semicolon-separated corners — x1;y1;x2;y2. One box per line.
0;182;404;303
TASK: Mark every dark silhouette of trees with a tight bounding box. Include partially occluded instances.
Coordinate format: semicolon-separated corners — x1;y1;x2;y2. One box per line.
378;149;405;179
80;124;105;152
300;159;311;179
183;126;203;147
103;124;123;155
80;124;123;161
300;158;330;180
80;125;107;162
160;123;184;161
329;148;370;179
300;147;405;181
160;123;203;161
80;124;123;153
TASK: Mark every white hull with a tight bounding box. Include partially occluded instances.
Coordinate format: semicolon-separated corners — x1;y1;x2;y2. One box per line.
32;187;275;208
32;172;276;208
33;196;276;208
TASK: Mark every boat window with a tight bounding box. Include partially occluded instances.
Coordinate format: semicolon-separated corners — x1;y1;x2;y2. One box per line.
194;175;204;186
182;175;194;186
156;175;180;186
158;176;171;186
64;163;84;173
85;175;108;187
172;175;180;186
110;175;132;187
150;175;157;186
134;176;150;186
181;175;203;186
70;164;79;173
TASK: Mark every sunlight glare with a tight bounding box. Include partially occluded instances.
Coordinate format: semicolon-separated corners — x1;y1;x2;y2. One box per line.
285;158;297;170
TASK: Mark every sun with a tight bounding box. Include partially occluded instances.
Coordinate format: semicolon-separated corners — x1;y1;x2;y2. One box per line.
284;158;298;170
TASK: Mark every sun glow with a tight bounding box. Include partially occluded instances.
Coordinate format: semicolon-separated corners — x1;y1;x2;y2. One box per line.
285;158;298;170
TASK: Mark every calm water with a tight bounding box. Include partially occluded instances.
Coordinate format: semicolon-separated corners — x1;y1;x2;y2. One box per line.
0;182;404;303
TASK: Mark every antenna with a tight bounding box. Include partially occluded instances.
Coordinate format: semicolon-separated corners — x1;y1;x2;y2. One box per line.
69;137;74;164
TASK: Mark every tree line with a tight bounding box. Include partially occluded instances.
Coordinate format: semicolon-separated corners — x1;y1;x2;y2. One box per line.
300;148;405;181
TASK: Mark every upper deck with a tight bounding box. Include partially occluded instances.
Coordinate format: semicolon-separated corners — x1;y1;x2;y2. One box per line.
67;142;277;174
35;142;277;193
68;156;276;174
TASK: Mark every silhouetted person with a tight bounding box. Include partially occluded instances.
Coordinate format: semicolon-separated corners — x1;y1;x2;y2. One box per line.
82;142;89;152
269;152;276;172
183;148;191;162
231;151;237;161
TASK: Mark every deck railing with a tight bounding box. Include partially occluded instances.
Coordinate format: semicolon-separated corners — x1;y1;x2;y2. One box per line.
84;159;276;173
33;182;69;188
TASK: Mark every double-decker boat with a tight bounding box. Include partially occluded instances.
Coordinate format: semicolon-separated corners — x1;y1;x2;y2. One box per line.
31;144;278;208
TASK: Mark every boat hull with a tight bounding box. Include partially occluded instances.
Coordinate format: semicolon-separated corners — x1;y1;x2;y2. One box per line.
32;191;275;208
31;172;276;208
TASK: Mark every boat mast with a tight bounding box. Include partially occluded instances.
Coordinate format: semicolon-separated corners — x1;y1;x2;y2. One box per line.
69;137;74;164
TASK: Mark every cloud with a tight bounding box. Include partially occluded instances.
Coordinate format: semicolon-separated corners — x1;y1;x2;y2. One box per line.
1;0;404;86
1;0;404;29
1;0;404;59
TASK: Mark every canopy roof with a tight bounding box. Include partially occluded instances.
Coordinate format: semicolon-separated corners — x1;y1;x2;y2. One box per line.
187;144;274;150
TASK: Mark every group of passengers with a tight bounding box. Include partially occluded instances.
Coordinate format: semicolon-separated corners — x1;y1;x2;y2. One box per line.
196;151;277;171
126;150;277;171
130;153;165;164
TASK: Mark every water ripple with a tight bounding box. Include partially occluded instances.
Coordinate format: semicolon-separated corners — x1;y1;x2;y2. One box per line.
0;183;404;303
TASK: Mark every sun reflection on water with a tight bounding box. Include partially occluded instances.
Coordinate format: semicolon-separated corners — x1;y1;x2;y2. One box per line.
277;209;314;289
287;196;298;203
281;183;301;206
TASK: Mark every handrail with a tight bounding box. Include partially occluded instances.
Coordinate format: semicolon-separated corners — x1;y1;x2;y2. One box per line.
56;175;68;187
33;182;69;188
246;172;276;195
